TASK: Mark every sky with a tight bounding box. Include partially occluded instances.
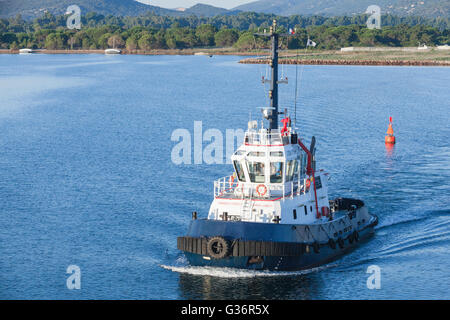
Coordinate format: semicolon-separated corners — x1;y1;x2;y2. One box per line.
135;0;255;10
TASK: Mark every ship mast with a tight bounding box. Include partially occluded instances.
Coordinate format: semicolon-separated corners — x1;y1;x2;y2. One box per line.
256;20;286;130
269;21;279;130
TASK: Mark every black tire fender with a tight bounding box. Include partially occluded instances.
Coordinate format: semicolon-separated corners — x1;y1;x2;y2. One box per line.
348;233;354;244
313;242;320;254
328;238;336;250
206;236;230;259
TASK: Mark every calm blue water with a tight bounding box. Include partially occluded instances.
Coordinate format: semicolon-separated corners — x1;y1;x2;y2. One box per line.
0;54;449;299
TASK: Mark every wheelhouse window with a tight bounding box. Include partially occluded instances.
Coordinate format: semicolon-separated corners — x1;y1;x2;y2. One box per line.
247;161;265;183
286;160;295;182
233;161;246;182
248;151;265;157
294;160;299;178
270;162;283;183
315;176;322;189
270;151;284;157
301;152;307;177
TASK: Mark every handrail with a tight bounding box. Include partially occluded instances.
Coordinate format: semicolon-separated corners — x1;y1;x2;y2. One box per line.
215;178;300;200
244;130;285;146
214;175;237;197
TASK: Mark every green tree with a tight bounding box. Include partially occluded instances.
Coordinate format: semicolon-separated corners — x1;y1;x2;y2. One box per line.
126;34;139;51
82;38;91;49
10;41;19;50
358;29;380;47
214;29;239;47
234;31;255;50
108;34;124;48
195;24;216;47
138;32;156;51
0;32;17;48
98;33;112;49
45;32;67;49
0;10;448;52
165;27;196;49
16;32;30;48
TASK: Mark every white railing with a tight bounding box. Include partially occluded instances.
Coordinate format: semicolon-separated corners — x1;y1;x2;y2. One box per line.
244;130;287;146
214;175;238;197
214;178;299;200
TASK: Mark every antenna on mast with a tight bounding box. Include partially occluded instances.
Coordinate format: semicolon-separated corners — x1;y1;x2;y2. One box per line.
255;19;293;131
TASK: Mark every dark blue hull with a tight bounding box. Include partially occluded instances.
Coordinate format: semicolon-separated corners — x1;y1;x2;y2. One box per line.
179;215;377;271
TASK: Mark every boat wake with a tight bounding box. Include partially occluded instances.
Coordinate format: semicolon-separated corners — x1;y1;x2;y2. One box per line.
160;263;337;278
376;208;450;231
337;211;450;270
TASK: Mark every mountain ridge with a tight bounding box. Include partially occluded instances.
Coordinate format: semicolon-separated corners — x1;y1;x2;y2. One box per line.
1;0;448;19
0;0;180;18
184;3;240;17
233;0;450;18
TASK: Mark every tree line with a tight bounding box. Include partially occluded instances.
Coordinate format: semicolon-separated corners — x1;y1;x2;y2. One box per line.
4;10;449;31
0;12;449;50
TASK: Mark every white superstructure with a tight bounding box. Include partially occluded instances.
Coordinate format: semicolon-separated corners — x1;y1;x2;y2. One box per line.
208;124;331;225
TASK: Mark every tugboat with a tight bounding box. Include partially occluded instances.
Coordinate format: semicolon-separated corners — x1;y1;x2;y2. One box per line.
177;20;378;271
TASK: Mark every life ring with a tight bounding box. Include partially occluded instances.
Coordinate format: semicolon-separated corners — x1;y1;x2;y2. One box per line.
256;184;267;197
305;179;311;191
206;236;230;259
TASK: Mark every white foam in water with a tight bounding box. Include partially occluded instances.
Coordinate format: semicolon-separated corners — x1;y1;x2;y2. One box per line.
160;264;337;278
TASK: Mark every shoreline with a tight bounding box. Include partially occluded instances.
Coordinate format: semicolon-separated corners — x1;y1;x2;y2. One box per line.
239;58;450;66
0;48;258;56
2;48;449;67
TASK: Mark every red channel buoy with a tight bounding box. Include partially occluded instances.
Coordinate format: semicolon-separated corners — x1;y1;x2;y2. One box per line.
385;116;396;144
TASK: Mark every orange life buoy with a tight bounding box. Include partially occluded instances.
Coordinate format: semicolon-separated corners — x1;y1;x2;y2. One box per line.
305;179;311;189
256;184;267;197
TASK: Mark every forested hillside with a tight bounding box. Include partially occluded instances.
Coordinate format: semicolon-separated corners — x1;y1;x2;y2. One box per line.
0;11;448;51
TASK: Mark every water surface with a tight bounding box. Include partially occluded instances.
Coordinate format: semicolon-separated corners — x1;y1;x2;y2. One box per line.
0;54;449;299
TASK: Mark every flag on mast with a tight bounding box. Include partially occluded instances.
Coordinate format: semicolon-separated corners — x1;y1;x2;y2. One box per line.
306;38;316;47
289;28;296;35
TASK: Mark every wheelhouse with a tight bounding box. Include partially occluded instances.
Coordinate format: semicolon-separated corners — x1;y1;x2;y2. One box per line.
215;128;309;200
